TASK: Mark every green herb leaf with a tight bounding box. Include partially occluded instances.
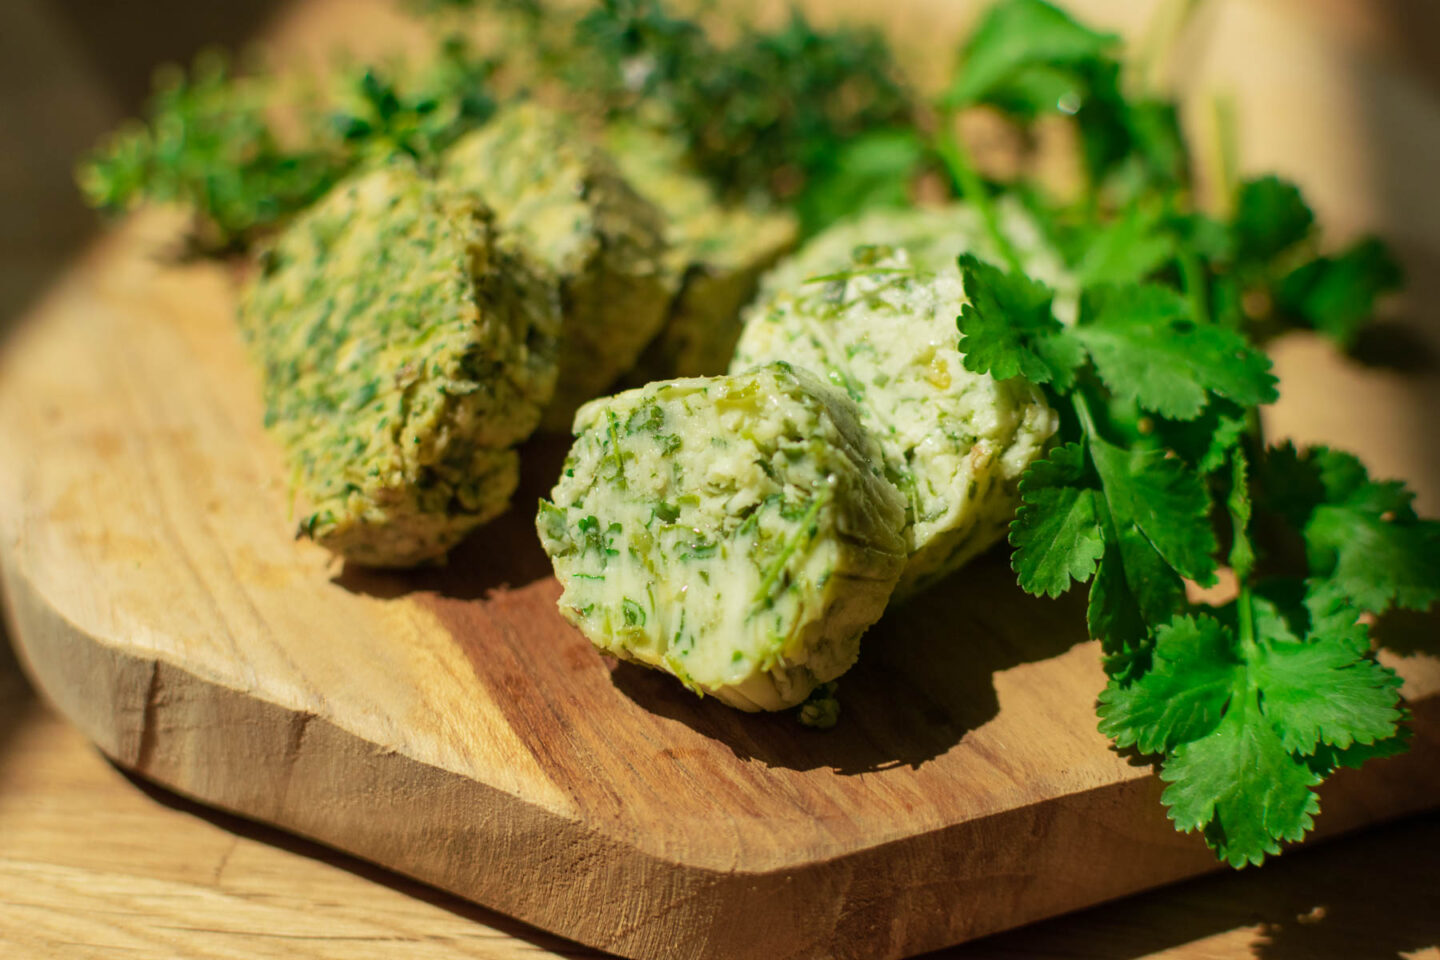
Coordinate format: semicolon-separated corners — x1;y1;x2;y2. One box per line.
945;0;1116;107
796;128;926;236
1074;205;1176;287
1232;175;1315;264
1074;283;1278;419
955;253;1084;385
1276;237;1404;349
1010;443;1106;597
1252;635;1404;755
1089;434;1219;585
1160;692;1322;868
1098;614;1239;754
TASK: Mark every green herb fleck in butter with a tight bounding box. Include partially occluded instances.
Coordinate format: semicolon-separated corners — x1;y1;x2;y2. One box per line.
537;363;907;711
605;122;798;383
241;160;560;567
441;103;674;428
734;208;1062;596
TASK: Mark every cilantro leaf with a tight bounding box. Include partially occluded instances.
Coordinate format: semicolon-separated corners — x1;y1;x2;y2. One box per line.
1074;284;1278;419
796;128;925;236
1252;637;1404;754
956;253;1084;385
944;0;1117;108
1087;523;1186;668
1089;434;1219;584
1302;579;1372;657
1308;722;1412;774
1010;443;1106;598
1098;614;1239;753
1107;589;1406;867
1255;441;1329;530
1152;399;1249;475
1074;205;1176;287
1232;175;1315;264
1308;503;1440;614
1160;695;1322;868
1261;445;1440;615
1276;237;1403;349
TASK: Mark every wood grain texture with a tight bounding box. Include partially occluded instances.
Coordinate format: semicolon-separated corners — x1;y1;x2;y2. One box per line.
1;1;1440;959
3;664;1437;960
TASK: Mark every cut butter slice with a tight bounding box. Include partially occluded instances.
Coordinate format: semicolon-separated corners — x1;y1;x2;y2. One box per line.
241;161;559;567
537;363;907;710
441;103;674;429
734;220;1060;597
604;121;798;383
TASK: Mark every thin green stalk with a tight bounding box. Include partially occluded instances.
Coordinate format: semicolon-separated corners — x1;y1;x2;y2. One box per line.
933;115;1023;273
1072;388;1100;441
1179;249;1209;325
752;488;830;609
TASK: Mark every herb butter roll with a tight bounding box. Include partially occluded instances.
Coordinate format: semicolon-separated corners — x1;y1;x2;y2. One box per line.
734;241;1059;597
441;103;674;428
605;122;798;383
537;363;907;711
241;161;560;567
757;201;1075;320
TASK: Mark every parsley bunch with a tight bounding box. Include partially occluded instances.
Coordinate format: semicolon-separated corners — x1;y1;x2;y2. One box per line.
440;0;914;220
942;0;1436;866
77;38;496;251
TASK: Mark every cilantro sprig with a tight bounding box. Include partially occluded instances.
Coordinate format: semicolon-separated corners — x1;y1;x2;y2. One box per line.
946;0;1431;866
959;244;1426;864
77;39;496;251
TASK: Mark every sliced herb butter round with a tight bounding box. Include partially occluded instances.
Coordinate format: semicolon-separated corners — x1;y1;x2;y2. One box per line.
241;160;560;567
734;231;1060;597
604;122;798;383
441;103;674;429
537;363;907;711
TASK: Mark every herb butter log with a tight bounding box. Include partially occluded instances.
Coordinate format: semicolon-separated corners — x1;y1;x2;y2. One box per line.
605;123;798;382
734;229;1060;597
241;161;560;566
758;201;1075;320
441;104;673;428
537;364;907;711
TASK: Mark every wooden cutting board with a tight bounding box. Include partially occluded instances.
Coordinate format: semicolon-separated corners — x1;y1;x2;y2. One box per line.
2;3;1440;960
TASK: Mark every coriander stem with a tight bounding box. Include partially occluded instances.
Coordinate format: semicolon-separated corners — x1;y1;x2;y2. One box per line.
1236;581;1258;658
1179;249;1209;325
1072;389;1100;441
933;115;1024;274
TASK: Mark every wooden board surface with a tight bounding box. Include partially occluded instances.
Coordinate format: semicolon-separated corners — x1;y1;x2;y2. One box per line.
3;651;1438;960
2;1;1440;959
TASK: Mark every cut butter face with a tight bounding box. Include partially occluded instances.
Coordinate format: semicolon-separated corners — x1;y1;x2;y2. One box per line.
537;363;907;711
241;161;559;567
734;210;1061;596
604;121;799;383
441;103;674;429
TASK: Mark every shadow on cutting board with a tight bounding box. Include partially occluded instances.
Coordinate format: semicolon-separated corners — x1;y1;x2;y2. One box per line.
331;433;573;600
0;621;39;765
937;809;1440;960
609;550;1091;775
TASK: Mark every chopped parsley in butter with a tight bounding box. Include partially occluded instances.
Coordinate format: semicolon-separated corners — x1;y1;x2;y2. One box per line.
241;160;560;566
537;363;906;710
734;211;1062;596
441;103;674;429
605;122;798;383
